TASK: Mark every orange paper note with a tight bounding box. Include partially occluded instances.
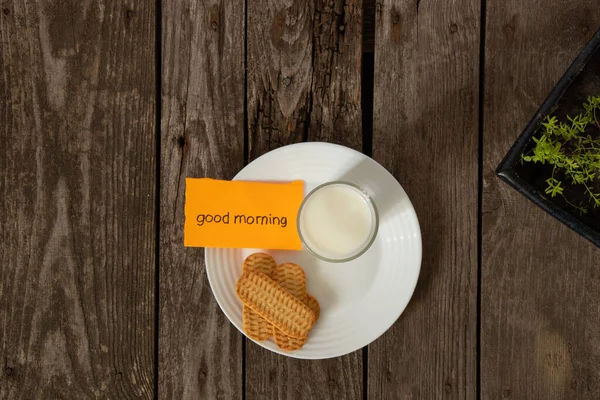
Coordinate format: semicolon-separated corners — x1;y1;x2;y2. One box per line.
184;178;304;250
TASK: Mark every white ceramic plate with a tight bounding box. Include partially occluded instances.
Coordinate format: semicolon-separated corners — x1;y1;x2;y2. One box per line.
206;142;422;359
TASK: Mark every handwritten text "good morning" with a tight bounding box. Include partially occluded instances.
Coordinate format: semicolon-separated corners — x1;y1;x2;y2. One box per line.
196;212;288;228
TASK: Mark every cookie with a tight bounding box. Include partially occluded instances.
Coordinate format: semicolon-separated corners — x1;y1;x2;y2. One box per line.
242;253;276;341
236;271;316;339
273;296;320;351
306;294;320;322
272;263;319;351
271;263;307;303
242;252;277;276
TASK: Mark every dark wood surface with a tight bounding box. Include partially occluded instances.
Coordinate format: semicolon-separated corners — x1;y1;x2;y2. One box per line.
0;1;156;398
2;0;600;399
370;0;479;398
482;1;600;399
245;2;363;399
159;0;245;398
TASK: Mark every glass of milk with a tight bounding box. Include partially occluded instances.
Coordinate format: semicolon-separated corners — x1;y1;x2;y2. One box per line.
297;181;379;262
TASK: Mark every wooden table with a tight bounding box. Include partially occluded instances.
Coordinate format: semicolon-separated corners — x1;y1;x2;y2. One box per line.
2;1;599;399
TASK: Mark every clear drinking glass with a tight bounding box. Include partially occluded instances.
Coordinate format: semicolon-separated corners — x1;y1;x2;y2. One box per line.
297;181;379;263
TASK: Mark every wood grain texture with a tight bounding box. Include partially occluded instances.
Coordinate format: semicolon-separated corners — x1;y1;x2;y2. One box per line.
247;0;363;158
245;1;363;399
482;2;600;399
370;0;479;398
159;0;245;398
0;0;155;398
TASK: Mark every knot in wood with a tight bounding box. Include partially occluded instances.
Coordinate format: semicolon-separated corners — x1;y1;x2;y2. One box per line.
5;367;13;376
392;13;400;25
212;21;218;31
570;380;577;390
3;8;9;15
385;369;393;381
450;23;458;33
444;380;452;392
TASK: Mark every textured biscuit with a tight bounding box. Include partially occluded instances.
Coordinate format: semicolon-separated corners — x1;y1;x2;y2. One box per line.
271;263;307;303
236;271;316;339
273;295;320;351
306;294;320;322
243;252;277;276
242;253;276;340
242;305;273;341
272;263;319;351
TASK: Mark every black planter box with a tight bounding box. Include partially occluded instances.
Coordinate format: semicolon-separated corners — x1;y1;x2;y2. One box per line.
496;28;600;249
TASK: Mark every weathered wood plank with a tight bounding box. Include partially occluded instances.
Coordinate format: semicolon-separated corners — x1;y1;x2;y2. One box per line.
245;1;364;399
159;0;245;398
247;0;363;158
0;1;155;398
370;0;479;398
482;3;600;399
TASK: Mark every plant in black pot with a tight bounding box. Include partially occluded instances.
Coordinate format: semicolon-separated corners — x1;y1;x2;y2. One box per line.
497;28;600;248
520;95;600;214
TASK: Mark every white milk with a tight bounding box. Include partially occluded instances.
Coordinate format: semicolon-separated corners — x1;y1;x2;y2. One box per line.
298;183;376;261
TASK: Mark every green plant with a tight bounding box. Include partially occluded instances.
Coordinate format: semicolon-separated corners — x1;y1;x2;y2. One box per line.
521;95;600;214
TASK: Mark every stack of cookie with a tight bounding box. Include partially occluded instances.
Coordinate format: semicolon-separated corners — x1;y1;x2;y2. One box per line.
236;253;320;351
